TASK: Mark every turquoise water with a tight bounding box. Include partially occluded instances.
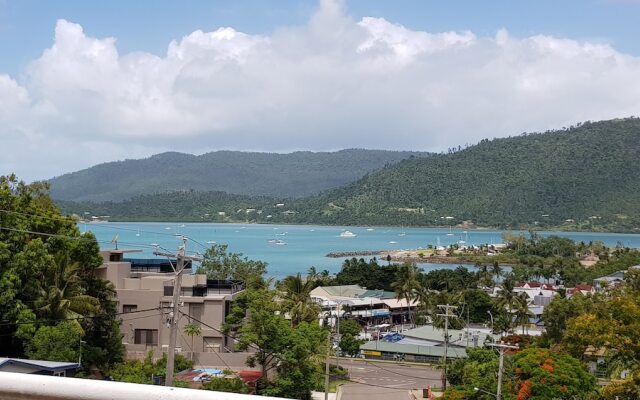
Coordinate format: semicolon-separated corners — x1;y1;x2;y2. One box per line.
84;222;640;278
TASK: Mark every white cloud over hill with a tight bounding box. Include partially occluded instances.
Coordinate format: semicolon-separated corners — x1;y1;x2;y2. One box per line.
2;0;640;180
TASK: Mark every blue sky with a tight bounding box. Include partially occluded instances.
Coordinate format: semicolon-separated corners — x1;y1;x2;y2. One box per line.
0;0;639;180
2;0;638;77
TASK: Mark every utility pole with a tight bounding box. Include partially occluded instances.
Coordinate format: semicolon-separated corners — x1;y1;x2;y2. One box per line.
488;342;518;400
323;320;331;400
154;238;202;387
437;304;458;391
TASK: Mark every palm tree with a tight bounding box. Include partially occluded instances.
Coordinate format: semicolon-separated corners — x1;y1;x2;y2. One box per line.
513;293;534;335
491;262;502;283
278;272;320;326
413;284;432;325
495;275;517;314
391;263;420;328
34;253;99;332
184;323;202;361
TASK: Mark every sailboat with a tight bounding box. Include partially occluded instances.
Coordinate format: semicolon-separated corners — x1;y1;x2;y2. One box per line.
446;225;454;236
398;225;406;237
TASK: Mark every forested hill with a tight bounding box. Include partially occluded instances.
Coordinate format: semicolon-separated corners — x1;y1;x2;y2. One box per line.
287;118;640;231
49;149;429;202
58;119;640;232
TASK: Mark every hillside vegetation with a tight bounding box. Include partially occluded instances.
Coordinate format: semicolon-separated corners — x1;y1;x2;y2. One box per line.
58;119;640;232
277;118;638;231
49;149;428;202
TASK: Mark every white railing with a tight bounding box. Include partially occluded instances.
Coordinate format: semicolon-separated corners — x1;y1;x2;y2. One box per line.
0;372;285;400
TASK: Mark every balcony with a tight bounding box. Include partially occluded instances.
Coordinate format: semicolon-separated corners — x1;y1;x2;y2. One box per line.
0;371;285;400
126;258;192;273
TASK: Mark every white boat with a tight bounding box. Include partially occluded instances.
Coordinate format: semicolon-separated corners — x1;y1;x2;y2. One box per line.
399;226;406;237
366;228;375;231
389;241;398;244
340;230;357;238
274;239;287;245
206;240;216;244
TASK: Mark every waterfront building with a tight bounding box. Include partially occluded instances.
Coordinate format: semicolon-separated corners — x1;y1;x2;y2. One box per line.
97;249;253;368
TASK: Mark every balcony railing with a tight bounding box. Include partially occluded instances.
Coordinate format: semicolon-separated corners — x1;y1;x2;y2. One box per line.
0;371;285;400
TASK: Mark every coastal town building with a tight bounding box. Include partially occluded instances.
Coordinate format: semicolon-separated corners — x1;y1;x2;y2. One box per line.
96;249;252;368
310;285;417;326
593;265;640;291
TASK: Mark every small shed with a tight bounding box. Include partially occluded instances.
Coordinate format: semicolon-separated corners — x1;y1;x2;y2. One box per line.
0;358;79;377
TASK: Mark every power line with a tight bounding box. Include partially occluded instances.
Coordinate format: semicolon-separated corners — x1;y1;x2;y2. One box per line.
0;306;169;327
0;225;160;250
179;311;417;391
0;209;183;239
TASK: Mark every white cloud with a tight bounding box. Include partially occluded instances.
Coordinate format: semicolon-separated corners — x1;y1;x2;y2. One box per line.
2;0;640;181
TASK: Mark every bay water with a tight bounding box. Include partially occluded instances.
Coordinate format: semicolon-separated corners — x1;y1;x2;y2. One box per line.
84;222;640;279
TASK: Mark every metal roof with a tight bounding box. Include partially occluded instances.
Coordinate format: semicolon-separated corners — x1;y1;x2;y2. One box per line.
0;358;80;371
360;341;467;358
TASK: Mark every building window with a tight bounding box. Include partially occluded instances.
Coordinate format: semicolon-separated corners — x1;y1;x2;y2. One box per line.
189;303;203;325
134;329;158;345
164;286;173;296
203;337;221;353
122;304;138;314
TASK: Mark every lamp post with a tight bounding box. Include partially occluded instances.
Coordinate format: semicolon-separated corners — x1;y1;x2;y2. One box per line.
78;340;86;366
474;387;497;399
487;310;494;335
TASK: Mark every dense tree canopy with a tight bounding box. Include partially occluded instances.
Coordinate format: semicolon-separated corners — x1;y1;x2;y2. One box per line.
0;175;122;372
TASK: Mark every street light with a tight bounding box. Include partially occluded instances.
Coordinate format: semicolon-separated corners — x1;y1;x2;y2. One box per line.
487;310;494;335
474;387;497;399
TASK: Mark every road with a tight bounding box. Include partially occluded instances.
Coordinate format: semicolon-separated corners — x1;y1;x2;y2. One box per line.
338;359;441;400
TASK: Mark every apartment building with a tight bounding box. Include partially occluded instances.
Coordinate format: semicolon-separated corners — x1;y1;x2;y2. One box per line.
96;249;250;367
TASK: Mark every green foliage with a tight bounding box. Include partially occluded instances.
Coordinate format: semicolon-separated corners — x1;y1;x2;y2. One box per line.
338;334;363;357
202;377;250;394
338;319;361;337
444;348;505;398
335;257;398;291
283;118;640;231
25;321;83;362
51;149;428;202
196;244;267;285
109;351;193;384
277;272;321;326
0;175;122;371
421;267;479;292
225;288;328;399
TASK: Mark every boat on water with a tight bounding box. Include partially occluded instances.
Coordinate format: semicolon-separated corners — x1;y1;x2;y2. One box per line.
206;240;216;244
389;240;398;244
366;228;375;231
398;225;406;237
274;239;287;245
340;230;357;238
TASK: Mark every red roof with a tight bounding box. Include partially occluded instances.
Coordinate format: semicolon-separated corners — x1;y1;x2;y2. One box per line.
527;282;542;288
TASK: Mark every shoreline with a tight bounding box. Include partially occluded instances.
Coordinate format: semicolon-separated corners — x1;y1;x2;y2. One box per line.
325;250;511;266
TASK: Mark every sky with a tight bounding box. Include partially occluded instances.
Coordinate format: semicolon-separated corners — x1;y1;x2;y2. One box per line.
1;0;640;181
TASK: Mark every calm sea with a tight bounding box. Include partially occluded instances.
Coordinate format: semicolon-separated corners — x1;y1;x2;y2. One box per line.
83;222;640;279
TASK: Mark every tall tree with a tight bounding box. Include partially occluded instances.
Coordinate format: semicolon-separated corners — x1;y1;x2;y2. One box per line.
391;263;420;327
277;272;320;327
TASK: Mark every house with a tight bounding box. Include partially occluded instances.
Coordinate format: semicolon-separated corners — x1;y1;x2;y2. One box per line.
567;284;595;297
310;285;416;325
96;249;253;368
0;358;79;377
593;265;640;291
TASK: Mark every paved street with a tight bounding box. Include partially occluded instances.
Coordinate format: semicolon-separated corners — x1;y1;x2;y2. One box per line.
338;359;441;400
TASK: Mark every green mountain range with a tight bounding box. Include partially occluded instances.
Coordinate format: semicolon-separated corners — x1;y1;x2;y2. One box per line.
57;118;640;232
49;149;429;202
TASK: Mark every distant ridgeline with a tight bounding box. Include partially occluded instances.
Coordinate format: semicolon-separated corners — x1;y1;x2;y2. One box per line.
56;118;640;232
49;149;429;202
